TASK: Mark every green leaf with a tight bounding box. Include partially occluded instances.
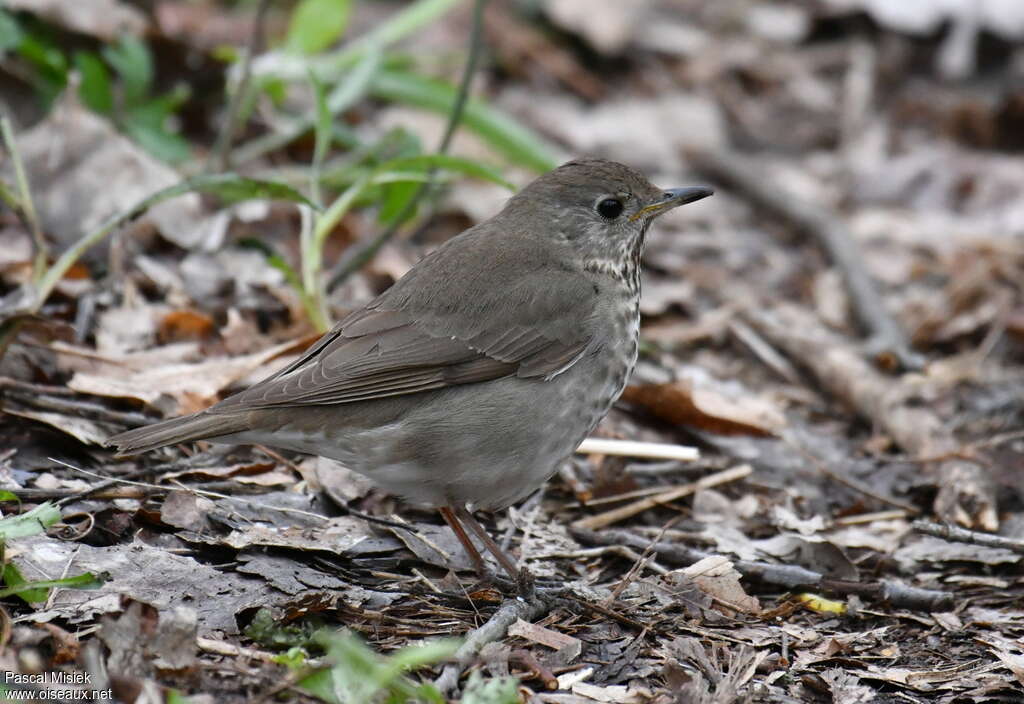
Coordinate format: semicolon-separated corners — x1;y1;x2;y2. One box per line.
17;34;68;102
346;0;460;63
378;154;515;190
296;668;342;704
325;46;381;115
2;563;49;604
74;52;113;115
237;239;304;294
0;570;106;602
286;0;353;55
180;174;318;209
0;502;60;540
119;83;191;162
249;0;460;83
244;607;321;649
0;10;23;54
122;101;193;164
0;491;19;503
293;630;460;704
272;646;310;670
371;69;559;173
377;639;460;680
102;35;152;103
123;123;192;164
461;672;521;704
377;178;420;225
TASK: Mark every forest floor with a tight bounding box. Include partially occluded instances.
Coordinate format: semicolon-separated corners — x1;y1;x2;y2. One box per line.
1;1;1023;702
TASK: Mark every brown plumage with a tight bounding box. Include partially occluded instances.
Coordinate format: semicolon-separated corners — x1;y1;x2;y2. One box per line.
107;158;713;583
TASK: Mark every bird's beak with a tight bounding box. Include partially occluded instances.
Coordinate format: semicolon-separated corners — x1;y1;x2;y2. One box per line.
630;186;714;221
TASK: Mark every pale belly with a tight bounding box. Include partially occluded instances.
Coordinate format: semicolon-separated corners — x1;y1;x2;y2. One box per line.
228;329;639;511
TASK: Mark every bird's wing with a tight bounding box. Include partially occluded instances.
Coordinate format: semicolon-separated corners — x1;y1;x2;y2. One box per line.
210;232;597;411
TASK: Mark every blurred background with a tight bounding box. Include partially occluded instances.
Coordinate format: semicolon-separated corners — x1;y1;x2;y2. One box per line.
1;1;1024;700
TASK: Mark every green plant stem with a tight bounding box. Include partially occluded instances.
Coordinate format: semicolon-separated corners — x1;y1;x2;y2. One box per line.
0;116;48;281
0;572;105;599
233;0;459;165
253;0;462;84
302;174;371;330
326;0;488;294
209;0;272;172
33;174;315;309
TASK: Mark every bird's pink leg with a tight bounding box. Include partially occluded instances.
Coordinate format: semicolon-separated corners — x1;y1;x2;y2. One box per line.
439;506;489;578
453;505;519;581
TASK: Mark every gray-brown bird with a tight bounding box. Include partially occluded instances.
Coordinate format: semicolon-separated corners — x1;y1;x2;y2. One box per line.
107;159;712;582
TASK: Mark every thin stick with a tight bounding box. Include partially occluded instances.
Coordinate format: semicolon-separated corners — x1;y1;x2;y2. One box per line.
0;116;47;278
573;526;954;612
690;147;922;371
913;520;1024;555
572;464;752;531
209;0;272;172
434;596;549;695
576;438;699;461
745;305;997;530
49;458;331;523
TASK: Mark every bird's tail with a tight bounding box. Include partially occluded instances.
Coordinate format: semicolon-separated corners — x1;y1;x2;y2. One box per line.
105;411;251;455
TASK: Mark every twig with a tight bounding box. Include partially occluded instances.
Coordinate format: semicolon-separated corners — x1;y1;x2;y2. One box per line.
526;546;668;575
728;319;801;384
509;649;558;690
572;527;954;612
746;304;998;530
832;509;908;526
0;382;156;427
912;520;1024;555
43;545;80;610
782;432;920;514
559;593;649;631
0;486;147;503
209;0;272;172
572;464;752;531
690;147;923;371
0;116;47;277
434;595;550;695
575;438;699;462
326;0;488;293
49;458;331;523
197;635;286;664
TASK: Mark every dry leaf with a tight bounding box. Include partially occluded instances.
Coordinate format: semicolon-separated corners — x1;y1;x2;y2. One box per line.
13;95;209;251
508;618;582;662
681;557;762;615
158;310;216;344
67;336;313;415
159;491;213;531
622;380;785;436
5;0;146;40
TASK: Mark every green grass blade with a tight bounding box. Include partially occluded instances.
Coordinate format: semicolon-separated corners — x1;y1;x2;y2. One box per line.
0;502;60;540
36;174;317;305
285;0;353;55
0;570;106;600
370;69;558;173
309;69;331;207
376;154;515;190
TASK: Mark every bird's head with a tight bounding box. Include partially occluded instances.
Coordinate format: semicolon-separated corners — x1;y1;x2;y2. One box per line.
505;158;713;282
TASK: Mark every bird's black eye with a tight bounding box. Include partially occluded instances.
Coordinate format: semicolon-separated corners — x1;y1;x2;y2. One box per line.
596;197;624;219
